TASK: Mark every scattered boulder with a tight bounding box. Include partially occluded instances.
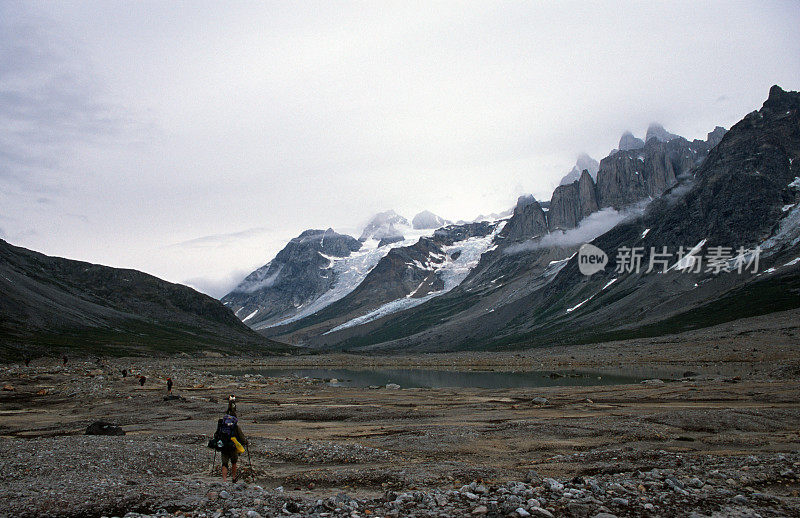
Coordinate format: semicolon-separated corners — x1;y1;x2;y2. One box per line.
85;421;125;436
529;507;554;518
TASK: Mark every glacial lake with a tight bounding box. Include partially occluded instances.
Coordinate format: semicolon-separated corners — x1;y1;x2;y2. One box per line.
220;367;652;388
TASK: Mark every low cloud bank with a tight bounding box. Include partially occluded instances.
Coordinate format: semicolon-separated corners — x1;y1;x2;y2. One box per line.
505;204;646;254
182;268;254;299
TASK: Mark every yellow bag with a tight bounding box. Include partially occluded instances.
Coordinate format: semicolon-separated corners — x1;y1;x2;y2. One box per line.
231;437;245;454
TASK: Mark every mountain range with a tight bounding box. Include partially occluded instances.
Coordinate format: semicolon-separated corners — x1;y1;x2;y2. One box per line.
3;86;797;358
0;239;292;359
223;86;800;352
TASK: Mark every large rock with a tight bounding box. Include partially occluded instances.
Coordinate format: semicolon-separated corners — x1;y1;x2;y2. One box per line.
578;169;599;219
645;122;680;143
618;131;644;151
548;182;581;231
644;84;800;249
500;195;549;242
550;169;600;231
559;153;600;185
706;125;727;148
596;151;649;208
597;134;712;208
642;139;679;196
85;421;125;436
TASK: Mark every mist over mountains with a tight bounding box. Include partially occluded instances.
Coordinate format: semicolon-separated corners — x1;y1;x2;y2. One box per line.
217;86;800;352
3;86;798;357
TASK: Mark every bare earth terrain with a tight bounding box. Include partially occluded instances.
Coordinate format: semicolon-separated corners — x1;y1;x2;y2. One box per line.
1;309;799;517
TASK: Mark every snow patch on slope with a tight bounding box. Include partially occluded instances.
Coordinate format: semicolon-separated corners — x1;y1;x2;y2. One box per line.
326;227;503;334
668;239;707;271
565;277;617;314
254;229;436;330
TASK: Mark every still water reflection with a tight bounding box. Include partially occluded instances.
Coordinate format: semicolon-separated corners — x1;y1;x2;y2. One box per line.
223;367;649;388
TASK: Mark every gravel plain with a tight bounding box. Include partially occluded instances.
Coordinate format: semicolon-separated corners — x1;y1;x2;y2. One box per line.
1;309;799;517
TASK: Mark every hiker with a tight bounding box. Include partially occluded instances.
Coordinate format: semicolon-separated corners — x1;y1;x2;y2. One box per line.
166;377;173;393
121;369;128;378
23;356;30;367
62;355;68;366
211;395;248;482
139;375;146;387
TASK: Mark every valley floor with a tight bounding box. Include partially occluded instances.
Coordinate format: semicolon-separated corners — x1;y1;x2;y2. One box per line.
1;309;799;517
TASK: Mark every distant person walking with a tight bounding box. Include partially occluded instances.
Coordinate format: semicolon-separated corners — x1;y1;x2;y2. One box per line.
166;377;173;394
62;355;68;366
210;395;248;482
121;369;128;378
23;356;30;367
139;375;146;387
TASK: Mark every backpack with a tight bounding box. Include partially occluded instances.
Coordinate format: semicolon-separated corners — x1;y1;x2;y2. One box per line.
207;414;238;451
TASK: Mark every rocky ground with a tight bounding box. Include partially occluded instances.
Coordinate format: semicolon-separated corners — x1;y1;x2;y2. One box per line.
1;311;799;517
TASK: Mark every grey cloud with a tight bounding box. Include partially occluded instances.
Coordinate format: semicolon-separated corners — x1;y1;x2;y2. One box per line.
1;2;798;293
182;268;255;300
166;227;273;250
64;213;89;223
0;11;131;194
505;204;647;255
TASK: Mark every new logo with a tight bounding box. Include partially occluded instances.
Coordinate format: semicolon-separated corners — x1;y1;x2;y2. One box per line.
578;243;608;276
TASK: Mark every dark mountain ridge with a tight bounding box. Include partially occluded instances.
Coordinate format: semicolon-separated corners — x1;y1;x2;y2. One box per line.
0;239;292;359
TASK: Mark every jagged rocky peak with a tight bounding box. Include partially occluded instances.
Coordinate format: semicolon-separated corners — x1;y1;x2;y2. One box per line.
576;153;600;178
762;85;796;115
548;182;581;231
499;195;549;242
559;153;600;185
549;168;600;232
412;210;450;230
359;210;409;242
706;126;727;148
578;169;599;219
645;123;680;143
618;131;645;151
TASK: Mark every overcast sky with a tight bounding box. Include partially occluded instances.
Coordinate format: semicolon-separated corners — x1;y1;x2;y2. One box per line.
2;1;799;297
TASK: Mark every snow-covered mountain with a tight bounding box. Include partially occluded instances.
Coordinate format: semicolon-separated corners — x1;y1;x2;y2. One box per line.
358;210;409;243
225;88;800;353
221;216;450;330
279;86;799;352
241;116;732;347
412;210;450;229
